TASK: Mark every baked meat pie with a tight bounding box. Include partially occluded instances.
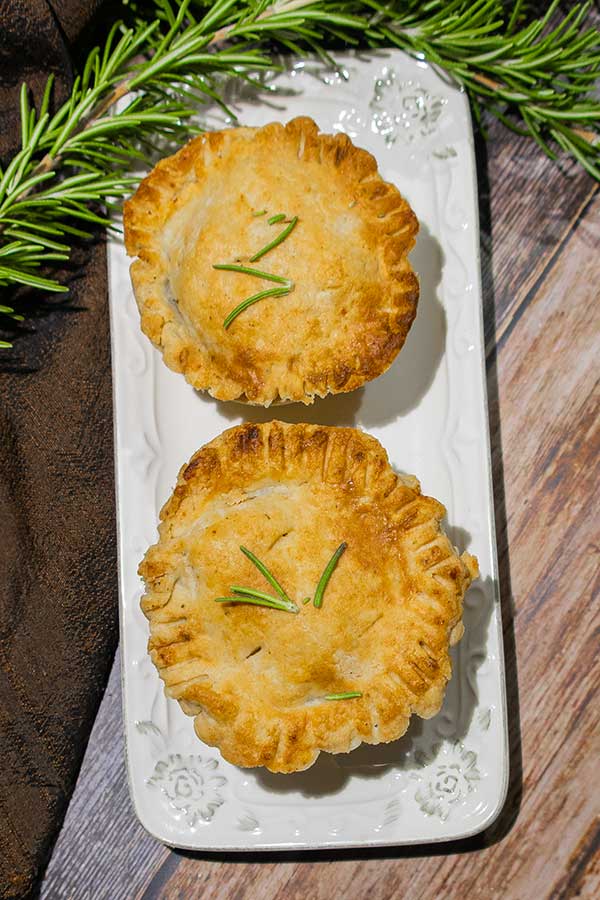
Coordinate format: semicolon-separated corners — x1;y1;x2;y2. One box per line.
124;117;419;406
139;422;478;773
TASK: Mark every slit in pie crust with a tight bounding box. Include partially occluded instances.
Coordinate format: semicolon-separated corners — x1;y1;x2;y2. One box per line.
139;422;479;773
124;117;419;406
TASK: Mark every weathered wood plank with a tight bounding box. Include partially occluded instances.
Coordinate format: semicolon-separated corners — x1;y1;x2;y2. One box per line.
477;118;598;353
40;659;169;899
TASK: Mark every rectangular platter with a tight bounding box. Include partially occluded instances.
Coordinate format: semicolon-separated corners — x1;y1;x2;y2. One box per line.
108;50;508;850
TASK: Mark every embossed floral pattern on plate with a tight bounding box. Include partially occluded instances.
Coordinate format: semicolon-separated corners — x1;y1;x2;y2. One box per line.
148;754;227;826
332;65;457;165
414;743;481;822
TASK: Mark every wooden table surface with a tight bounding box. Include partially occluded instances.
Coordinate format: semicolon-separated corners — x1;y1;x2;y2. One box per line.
40;119;599;899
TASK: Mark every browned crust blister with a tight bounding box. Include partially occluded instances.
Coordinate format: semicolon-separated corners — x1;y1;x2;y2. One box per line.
139;422;478;773
124;117;419;406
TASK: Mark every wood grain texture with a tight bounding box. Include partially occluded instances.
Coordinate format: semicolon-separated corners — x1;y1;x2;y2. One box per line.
40;121;600;899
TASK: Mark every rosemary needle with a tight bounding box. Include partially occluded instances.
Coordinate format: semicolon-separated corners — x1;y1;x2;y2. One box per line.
267;213;286;225
252;210;267;217
213;263;290;285
249;216;298;263
232;585;282;601
231;585;298;614
325;692;363;701
214;596;298;613
239;545;294;605
313;542;347;609
223;286;289;330
302;597;311;605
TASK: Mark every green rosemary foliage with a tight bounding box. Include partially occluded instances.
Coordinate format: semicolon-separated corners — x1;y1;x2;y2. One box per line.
250;216;299;263
313;542;347;609
223;285;290;328
239;544;295;605
215;546;299;612
214;594;299;612
324;692;363;700
0;0;598;342
212;264;290;284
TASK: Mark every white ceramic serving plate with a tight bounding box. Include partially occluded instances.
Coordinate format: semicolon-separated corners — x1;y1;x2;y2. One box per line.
109;51;508;850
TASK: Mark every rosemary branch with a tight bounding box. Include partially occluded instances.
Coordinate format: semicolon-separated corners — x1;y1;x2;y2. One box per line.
214;539;348;615
1;0;599;344
214;547;299;611
0;0;290;220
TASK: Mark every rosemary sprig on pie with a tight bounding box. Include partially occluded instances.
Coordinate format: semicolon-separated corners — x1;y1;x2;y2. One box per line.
223;286;290;330
215;594;298;613
214;542;349;613
212;263;290;285
231;586;293;605
325;692;363;701
216;210;298;328
249;215;298;263
239;545;295;607
214;548;299;612
314;542;347;609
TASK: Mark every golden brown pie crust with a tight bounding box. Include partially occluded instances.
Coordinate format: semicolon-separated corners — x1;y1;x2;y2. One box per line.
139;422;478;773
124;117;419;406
